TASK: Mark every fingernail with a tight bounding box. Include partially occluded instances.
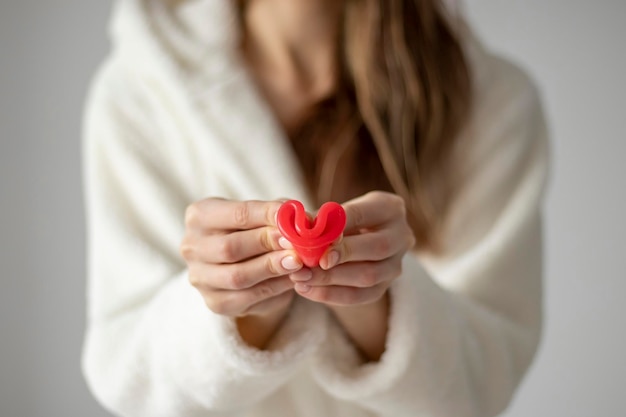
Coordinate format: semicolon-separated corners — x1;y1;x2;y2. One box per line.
295;283;311;293
326;250;339;269
273;208;280;224
290;269;312;282
281;256;301;271
278;236;293;249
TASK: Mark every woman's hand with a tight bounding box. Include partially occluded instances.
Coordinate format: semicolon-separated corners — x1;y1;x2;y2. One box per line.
288;191;415;306
286;191;416;360
180;198;304;348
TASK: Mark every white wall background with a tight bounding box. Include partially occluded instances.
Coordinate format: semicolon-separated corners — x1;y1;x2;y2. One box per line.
0;1;624;416
0;1;112;416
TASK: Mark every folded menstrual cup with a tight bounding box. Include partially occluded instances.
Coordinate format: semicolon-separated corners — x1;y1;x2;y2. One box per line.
276;200;346;268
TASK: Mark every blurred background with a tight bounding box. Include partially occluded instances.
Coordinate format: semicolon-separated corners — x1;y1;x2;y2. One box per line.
1;1;624;416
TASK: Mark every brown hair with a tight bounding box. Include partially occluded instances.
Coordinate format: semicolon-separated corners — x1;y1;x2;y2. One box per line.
238;0;472;251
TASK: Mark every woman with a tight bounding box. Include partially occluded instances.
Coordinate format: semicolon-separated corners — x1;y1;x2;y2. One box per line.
82;0;549;416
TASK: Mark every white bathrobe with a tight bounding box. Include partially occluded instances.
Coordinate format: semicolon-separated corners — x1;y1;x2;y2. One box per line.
81;1;550;416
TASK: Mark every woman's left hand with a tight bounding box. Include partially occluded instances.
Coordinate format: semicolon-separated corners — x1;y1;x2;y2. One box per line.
284;191;416;360
287;191;416;306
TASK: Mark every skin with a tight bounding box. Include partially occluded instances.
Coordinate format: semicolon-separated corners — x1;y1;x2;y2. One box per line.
181;193;415;360
242;0;343;134
181;199;302;348
286;192;415;360
181;0;416;361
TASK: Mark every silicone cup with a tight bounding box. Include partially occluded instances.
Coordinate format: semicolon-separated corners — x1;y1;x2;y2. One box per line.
277;200;347;268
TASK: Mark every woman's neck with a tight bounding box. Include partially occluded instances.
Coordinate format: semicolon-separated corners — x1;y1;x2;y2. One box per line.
243;0;343;95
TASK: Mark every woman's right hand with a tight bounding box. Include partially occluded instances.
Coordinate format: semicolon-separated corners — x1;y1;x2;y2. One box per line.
180;198;304;335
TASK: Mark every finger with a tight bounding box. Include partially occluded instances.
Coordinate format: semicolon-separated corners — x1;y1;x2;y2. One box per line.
199;250;304;290
294;254;403;288
243;288;294;316
185;226;283;264
342;191;406;231
185;199;283;231
320;223;414;269
294;281;389;307
202;276;294;316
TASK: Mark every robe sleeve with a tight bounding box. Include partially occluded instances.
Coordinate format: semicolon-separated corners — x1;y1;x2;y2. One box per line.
311;55;550;417
81;60;327;417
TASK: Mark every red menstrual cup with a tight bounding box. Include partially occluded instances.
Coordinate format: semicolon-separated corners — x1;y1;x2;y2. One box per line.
276;200;346;268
